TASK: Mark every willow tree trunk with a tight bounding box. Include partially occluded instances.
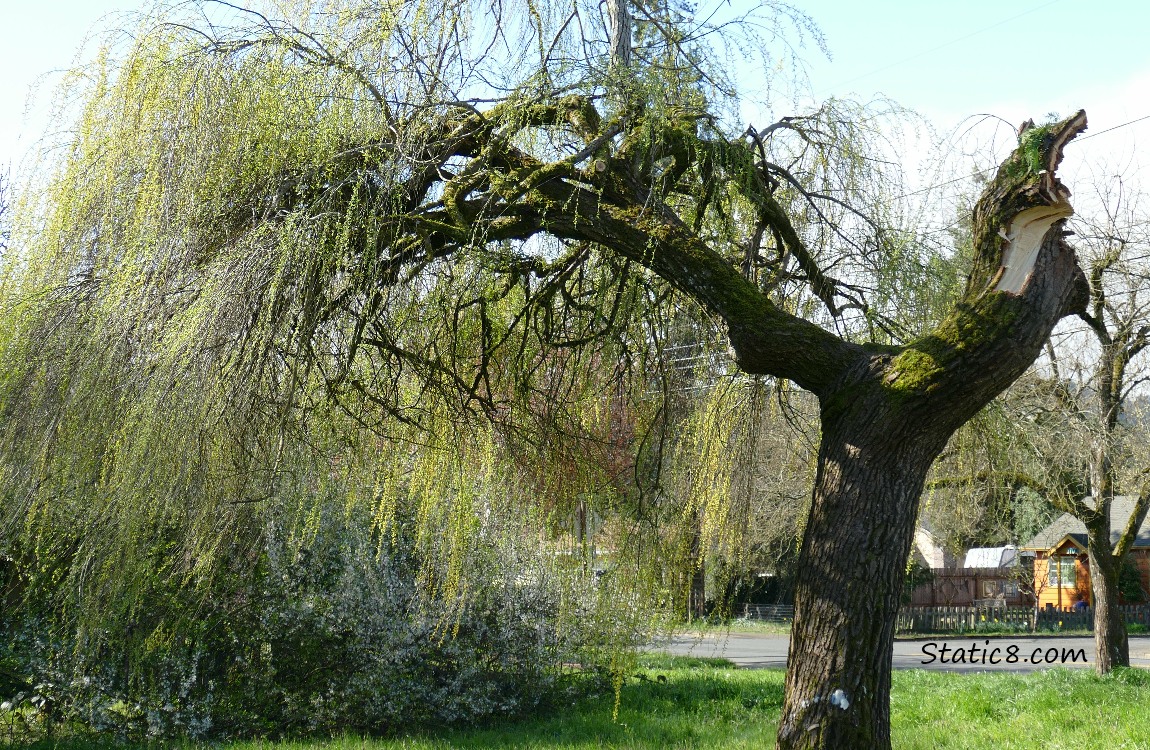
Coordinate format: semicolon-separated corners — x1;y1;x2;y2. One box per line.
415;96;1090;749
607;0;631;68
777;401;951;748
770;113;1091;750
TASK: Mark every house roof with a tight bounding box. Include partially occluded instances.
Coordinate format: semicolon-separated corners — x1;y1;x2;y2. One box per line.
963;546;1018;568
1021;497;1150;551
913;526;961;568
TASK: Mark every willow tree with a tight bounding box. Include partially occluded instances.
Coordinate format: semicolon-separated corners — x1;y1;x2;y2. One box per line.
0;1;1091;748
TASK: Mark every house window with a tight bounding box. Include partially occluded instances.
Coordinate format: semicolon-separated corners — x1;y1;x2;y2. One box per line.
1050;556;1076;588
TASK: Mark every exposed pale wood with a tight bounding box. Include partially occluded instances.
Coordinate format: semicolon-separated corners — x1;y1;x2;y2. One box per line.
775;112;1089;750
996;204;1074;293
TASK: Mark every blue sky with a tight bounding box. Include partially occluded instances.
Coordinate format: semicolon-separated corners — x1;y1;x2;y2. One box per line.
798;0;1150;122
0;0;139;174
2;0;1149;181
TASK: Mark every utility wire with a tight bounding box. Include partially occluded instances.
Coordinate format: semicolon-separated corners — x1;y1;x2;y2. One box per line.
1077;114;1150;142
799;0;1147;202
895;112;1150;200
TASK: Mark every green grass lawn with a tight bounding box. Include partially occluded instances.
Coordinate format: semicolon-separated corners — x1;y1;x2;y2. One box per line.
8;656;1150;750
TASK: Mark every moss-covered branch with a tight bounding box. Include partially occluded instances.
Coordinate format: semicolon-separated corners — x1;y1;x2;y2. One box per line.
875;112;1089;422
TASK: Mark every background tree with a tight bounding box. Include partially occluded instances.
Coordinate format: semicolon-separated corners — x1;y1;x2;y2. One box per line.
926;384;1082;550
930;172;1150;673
0;2;1090;749
1032;173;1150;672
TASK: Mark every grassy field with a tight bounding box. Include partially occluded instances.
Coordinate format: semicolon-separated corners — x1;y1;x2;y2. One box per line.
8;656;1150;750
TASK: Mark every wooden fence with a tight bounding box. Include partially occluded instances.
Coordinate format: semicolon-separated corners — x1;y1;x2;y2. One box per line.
741;603;795;622
741;603;1150;633
896;604;1150;633
906;567;1032;607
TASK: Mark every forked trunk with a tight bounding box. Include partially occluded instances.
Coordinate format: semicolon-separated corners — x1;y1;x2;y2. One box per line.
770;112;1091;750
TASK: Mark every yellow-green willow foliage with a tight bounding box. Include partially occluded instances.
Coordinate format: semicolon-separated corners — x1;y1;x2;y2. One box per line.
654;365;817;615
0;1;827;665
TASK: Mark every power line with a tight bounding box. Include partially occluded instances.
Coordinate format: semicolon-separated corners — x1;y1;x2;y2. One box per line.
1077;114;1150;142
897;170;985;200
895;112;1150;200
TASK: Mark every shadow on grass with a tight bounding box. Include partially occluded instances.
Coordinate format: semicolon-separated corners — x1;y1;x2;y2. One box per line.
390;661;785;750
5;662;786;750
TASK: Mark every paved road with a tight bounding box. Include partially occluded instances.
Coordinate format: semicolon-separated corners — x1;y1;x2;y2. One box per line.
658;633;1150;672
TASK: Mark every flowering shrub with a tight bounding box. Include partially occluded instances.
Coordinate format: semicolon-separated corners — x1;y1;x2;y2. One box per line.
0;513;624;741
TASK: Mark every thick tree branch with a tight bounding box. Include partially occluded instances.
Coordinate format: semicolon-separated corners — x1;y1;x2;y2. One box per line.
873;112;1090;428
607;0;632;68
378;114;868;398
705;138;845;318
521;172;864;396
1114;482;1150;560
1078;309;1110;343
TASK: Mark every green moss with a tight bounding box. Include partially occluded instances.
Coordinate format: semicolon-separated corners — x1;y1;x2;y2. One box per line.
881;294;1022;400
997;120;1060;182
826;297;1024;413
1016;115;1064;176
888;348;943;394
1019;124;1054;173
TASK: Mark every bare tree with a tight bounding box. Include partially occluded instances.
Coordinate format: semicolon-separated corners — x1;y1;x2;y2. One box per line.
1043;173;1150;673
931;172;1150;673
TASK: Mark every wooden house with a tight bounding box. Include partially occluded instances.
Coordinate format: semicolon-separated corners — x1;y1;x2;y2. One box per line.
906;544;1031;607
1021;497;1150;608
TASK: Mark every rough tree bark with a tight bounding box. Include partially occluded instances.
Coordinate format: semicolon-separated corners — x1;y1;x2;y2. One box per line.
1086;517;1128;672
607;0;632;68
1085;406;1128;673
429;107;1089;749
1080;476;1150;674
1080;465;1150;673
